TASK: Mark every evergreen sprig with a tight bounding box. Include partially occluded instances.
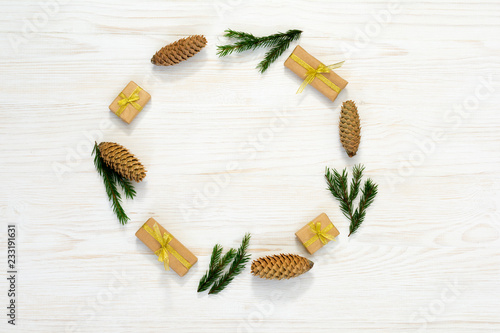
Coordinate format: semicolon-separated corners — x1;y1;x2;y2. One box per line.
217;29;302;73
325;164;378;236
115;174;137;200
92;142;136;224
208;233;251;295
197;244;237;292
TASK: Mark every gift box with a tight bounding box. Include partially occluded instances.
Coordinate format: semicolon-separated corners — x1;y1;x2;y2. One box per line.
284;45;348;102
136;218;197;277
295;213;340;254
109;81;151;124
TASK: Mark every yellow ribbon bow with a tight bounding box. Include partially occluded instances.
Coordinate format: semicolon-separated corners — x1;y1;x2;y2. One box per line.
290;53;344;94
116;86;143;116
303;222;336;248
142;222;192;271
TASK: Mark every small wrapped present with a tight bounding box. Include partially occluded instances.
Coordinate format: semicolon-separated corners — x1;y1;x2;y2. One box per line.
295;213;340;254
284;45;348;102
109;81;151;124
135;218;197;277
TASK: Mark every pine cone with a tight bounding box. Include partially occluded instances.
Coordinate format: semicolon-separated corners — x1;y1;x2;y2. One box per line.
98;142;146;182
339;100;361;157
151;35;207;66
251;254;314;280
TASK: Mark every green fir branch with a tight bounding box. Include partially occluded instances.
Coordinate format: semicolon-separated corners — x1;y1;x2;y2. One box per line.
209;244;223;271
325;164;378;236
325;166;353;221
208;233;251;295
350;179;378;236
92;142;132;225
349;164;364;203
257;33;301;73
198;245;237;293
114;174;137;200
198;244;222;292
217;29;302;73
222;29;255;40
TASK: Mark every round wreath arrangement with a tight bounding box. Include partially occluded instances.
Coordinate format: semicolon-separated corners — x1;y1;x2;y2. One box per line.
92;29;378;294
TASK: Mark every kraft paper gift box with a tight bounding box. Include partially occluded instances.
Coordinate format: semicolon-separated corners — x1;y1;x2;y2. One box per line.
109;81;151;124
295;213;340;255
136;218;197;277
284;45;348;102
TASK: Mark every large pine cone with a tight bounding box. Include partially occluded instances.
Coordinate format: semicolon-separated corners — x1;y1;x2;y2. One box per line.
339;100;361;157
151;35;207;66
251;254;313;280
98;142;146;182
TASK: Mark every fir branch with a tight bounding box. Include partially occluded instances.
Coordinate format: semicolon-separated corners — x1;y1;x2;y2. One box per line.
325;166;353;221
198;245;237;293
114;175;136;200
92;142;130;225
349;164;364;203
222;29;257;42
325;164;378;237
350;178;378;236
198;244;222;292
257;31;301;73
217;29;278;56
210;244;223;271
208;233;251;295
217;29;302;72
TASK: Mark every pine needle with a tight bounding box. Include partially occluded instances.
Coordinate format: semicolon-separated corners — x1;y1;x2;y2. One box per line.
217;29;302;73
208;233;251;295
92;142;133;225
325;164;378;236
197;244;237;293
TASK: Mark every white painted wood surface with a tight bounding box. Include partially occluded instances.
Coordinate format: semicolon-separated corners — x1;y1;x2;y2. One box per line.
1;0;500;332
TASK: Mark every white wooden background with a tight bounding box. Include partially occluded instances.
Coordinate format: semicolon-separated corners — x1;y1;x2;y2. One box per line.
1;0;499;332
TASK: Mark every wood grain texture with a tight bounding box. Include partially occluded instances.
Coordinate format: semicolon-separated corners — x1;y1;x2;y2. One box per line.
1;0;500;332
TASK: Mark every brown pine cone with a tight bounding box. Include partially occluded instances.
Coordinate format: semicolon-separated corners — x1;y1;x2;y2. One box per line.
339;100;361;157
151;35;207;66
251;254;314;280
98;142;146;182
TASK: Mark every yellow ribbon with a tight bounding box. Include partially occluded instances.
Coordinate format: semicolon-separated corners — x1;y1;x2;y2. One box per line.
142;222;192;271
303;222;336;248
290;53;344;94
116;86;143;116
